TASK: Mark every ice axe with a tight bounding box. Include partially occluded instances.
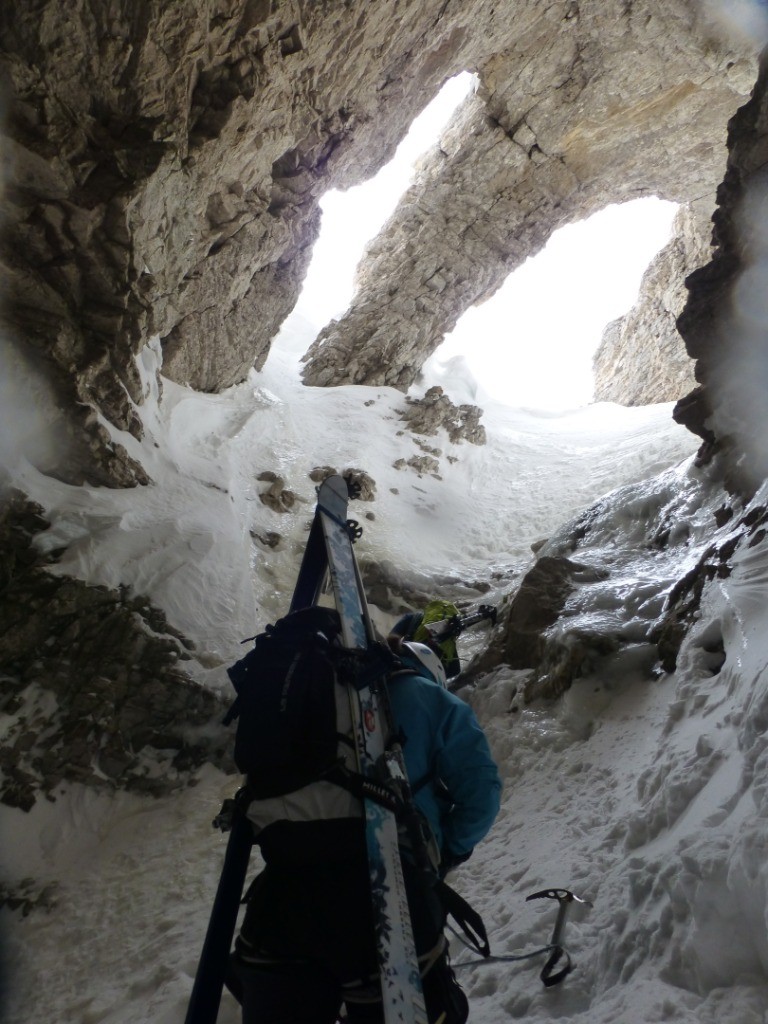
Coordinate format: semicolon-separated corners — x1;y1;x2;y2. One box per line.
526;888;592;987
451;884;592;988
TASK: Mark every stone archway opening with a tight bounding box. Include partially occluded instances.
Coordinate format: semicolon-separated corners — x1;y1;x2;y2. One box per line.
271;75;686;415
424;198;680;411
267;73;479;367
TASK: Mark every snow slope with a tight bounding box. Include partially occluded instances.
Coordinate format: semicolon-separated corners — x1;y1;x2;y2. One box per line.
8;332;768;1024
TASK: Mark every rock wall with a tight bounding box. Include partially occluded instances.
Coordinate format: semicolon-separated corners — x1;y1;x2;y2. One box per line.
481;44;768;703
0;0;482;482
0;493;230;809
302;3;755;390
675;45;768;485
592;202;710;406
0;1;757;485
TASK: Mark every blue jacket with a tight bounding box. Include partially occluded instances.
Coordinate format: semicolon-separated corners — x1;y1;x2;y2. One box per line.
387;670;501;860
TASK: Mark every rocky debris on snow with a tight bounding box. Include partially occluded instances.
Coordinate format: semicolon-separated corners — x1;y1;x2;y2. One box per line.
250;529;282;549
0;493;231;810
0;879;59;917
308;466;377;500
257;472;298;513
593;202;709;406
398;387;486;445
413;438;442;456
393;455;441;479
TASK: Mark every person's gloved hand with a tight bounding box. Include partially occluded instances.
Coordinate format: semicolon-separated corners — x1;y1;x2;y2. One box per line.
447;614;463;638
478;604;497;626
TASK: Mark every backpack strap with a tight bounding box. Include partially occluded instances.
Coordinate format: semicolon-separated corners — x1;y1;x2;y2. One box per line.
322;762;403;815
433;879;490;957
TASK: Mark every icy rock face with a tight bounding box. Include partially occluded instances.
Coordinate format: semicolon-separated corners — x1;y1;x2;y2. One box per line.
0;494;230;809
675;48;768;479
360;559;493;617
0;1;756;484
482;453;768;708
475;476;693;702
592;202;709;406
473;554;608;681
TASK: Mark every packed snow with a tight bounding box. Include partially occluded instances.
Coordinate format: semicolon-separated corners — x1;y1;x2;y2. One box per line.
5;317;768;1024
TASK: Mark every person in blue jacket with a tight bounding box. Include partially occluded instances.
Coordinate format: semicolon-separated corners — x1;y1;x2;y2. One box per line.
228;624;502;1024
389;641;501;872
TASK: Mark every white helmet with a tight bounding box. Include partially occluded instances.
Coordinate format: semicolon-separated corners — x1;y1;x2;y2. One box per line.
401;641;448;688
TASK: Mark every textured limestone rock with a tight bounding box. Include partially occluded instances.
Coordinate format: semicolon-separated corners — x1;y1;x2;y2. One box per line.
0;1;757;486
0;493;230;808
0;0;493;483
393;454;441;478
308;466;377;500
257;471;298;513
302;3;756;389
675;47;768;483
399;386;486;444
471;554;606;679
593;202;710;405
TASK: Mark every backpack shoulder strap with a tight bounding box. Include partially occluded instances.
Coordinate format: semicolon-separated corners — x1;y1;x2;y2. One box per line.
434;878;490;957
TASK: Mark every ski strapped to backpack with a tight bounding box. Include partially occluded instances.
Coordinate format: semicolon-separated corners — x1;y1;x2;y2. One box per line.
315;474;429;1024
223;605;434;823
185;481;349;1024
185;476;581;1024
223;605;351;796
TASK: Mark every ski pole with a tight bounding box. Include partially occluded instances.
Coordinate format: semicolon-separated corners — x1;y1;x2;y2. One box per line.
185;793;254;1024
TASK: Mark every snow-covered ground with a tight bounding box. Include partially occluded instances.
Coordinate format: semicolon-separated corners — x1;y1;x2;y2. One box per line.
6;322;768;1024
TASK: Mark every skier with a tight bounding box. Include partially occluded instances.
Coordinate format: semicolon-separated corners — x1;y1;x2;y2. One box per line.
226;636;502;1024
387;600;497;679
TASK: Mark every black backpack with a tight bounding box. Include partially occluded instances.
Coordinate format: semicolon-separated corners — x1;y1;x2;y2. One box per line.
223;606;347;799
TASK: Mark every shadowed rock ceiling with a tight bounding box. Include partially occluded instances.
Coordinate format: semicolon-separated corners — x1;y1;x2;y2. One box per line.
0;1;760;487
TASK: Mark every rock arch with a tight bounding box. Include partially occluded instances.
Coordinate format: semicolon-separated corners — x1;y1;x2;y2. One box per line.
0;0;758;484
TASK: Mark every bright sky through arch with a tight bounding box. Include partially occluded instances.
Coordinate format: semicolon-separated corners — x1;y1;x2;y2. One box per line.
432;198;678;410
294;72;478;327
292;72;680;411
